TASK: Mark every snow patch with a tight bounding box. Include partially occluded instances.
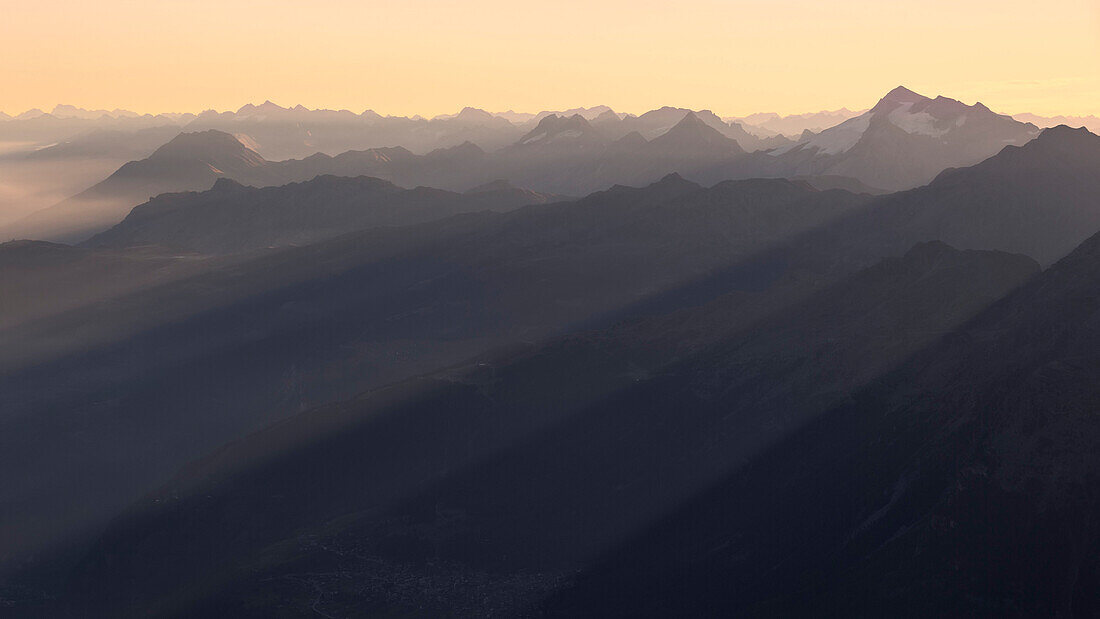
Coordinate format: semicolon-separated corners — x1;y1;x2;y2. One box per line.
887;103;950;137
522;131;547;145
780;112;872;156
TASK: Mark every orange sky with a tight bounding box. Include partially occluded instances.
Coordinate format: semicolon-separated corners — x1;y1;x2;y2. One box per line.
2;0;1098;118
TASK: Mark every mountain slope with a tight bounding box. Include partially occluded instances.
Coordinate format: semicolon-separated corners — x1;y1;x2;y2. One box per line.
0;176;870;583
1;131;274;243
548;213;1100;618
57;240;1039;617
8;91;1031;243
183;101;525;160
647;111;745;158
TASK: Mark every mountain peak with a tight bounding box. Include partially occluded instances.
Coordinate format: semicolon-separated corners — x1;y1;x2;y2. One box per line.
149;130;262;163
649;111;744;155
236;100;285;115
425;141;486;160
15;108;47;120
517;113;596;146
592;109;621;124
884;85;924;101
873;86;930;112
454;107;496;122
677;110;703;125
643;171;703;196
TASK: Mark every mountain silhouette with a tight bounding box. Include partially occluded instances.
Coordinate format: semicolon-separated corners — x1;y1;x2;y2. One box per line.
1;131;272;243
86;174;565;254
647;111;745;157
6;112;1100;618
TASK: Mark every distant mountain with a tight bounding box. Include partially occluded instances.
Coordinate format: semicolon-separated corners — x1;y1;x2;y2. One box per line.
184;100;525;159
1014;111;1100;133
770;86;1039;190
3;130;515;242
50;105;144;120
731;108;865;137
591;106;787;152
86;174;566;254
513;113;605;149
0;110;187;149
647;111;744;158
15;109;47;120
433;107;516;129
0;126;188;228
527;105;616;124
0;126;181;163
1;92;1050;244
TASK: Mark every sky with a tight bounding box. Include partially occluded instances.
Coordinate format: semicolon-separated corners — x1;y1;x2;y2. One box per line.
2;0;1098;118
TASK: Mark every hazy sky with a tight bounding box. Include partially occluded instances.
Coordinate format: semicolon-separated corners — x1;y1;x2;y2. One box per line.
3;0;1098;117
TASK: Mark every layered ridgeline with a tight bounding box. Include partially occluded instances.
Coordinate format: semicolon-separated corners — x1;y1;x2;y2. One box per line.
0;175;871;578
82;124;1100;262
172;101;789;159
730;108;865;137
0;126;186;228
1;131;275;243
1;87;1038;243
0;101;783;162
550;204;1100;618
19;127;1100;616
60;241;1039;617
85;176;566;254
4;127;1098;583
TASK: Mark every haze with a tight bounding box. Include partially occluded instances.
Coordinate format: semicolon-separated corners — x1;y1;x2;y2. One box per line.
3;0;1098;118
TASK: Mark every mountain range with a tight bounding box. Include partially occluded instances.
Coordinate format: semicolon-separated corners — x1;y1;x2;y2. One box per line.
85;175;565;254
40;124;1100;618
1;86;1046;243
1014;111;1100;133
729;107;865;137
3;123;1100;616
4;79;1100;618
